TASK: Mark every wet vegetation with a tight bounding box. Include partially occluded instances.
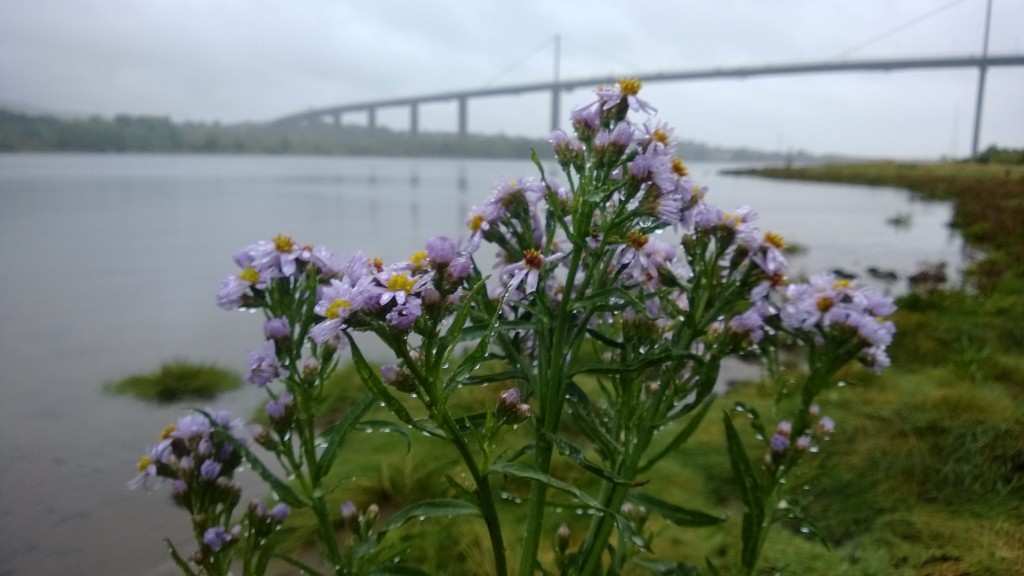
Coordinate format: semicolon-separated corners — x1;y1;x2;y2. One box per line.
257;160;1024;574
105;360;243;402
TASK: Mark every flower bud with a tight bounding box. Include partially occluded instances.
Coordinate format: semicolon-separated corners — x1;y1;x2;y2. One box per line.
770;433;789;454
776;420;792;438
340;501;359;527
555;523;571;554
818;416;836;435
365;503;380;527
301;357;320;379
795;435;812;452
264;317;291;341
269;503;290;523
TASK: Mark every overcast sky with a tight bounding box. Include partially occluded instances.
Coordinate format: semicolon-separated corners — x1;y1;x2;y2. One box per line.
1;0;1022;158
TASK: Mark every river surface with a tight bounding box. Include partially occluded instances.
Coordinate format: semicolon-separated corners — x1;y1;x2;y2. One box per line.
0;153;965;575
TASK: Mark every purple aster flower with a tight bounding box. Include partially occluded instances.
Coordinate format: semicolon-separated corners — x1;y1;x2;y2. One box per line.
549;129;584;166
203;527;231;552
311;278;358;344
570;103;601;139
172;413;212;441
729;307;767;344
385;298;422;331
297;244;342;276
266;391;293;422
247;340;285;387
596;78;655;114
200;459;222;481
264;317;290;341
425;236;458;267
504;249;564;295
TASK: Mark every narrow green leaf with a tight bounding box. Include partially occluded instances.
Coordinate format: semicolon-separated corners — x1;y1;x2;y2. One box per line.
197;410;305;508
461;370;525;386
705;557;723;576
434;278;487;373
368;565;433;576
723;412;765;571
253;530;281;575
453;411;490;434
639;395;715;472
544;432;631;485
585;327;625;349
627;492;725;527
459;320;535;340
316;393;374;478
346;334;417;427
732;401;767;440
443;286;507;399
379;499;481;534
274;553;328;576
487;462;605;511
565;381;620;460
631;557;702;575
164;539;197;576
354;419;412;453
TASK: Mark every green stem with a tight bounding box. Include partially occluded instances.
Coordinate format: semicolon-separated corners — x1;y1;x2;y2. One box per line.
438;411;508;576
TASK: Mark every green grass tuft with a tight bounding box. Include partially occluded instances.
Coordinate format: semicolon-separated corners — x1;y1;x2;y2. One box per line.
104;360;244;402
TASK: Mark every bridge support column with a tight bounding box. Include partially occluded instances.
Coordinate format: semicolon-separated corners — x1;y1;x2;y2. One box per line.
457;96;468;138
333;112;341;126
367;107;377;130
410;103;419;136
550;86;561;132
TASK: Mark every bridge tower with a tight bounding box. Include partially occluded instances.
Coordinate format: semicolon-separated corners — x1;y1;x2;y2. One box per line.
970;0;994;158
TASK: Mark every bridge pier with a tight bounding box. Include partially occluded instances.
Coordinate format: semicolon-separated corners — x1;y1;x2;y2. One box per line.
457;96;468;138
550;86;561;132
367;107;377;130
410;102;419;135
333;112;340;126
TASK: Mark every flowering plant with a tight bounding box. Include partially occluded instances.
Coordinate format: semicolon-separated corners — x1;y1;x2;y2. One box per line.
132;81;894;575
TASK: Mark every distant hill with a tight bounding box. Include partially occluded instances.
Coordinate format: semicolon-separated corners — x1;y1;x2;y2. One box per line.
0;108;848;163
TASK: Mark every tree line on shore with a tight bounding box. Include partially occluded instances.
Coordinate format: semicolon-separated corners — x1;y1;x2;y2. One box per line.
0;108;838;163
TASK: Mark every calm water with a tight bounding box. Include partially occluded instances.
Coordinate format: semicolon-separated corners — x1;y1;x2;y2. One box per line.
0;153;965;575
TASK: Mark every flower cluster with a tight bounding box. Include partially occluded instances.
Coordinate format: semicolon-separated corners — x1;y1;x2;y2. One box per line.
136;78;899;576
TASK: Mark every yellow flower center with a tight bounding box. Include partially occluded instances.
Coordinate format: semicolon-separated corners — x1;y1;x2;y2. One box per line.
239;267;259;284
626;230;649;250
764;232;785;249
523;249;544;270
272;234;295;253
137;455;151;472
671;157;688;177
372;257;384;272
618;78;642;96
833;279;852;290
723;213;743;228
410;250;428;269
817;296;834;313
325;298;351;319
159;424;176;440
651;129;670;146
468;214;485;232
387;273;415;293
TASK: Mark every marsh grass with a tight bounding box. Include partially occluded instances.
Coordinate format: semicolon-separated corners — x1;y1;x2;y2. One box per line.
105;360;243;402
